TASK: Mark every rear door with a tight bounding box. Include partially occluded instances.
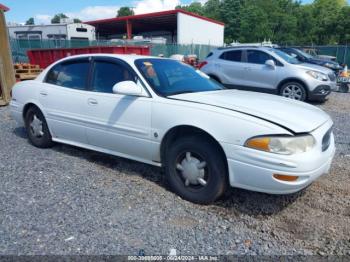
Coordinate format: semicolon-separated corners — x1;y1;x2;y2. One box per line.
39;58;91;144
82;57;154;161
214;50;246;87
240;49;279;91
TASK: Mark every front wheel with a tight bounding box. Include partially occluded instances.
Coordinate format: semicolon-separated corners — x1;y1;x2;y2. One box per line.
164;136;227;204
280;82;307;101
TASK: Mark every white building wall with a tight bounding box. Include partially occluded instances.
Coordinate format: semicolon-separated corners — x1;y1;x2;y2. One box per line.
177;13;224;46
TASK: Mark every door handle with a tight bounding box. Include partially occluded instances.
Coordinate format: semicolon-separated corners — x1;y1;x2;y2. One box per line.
88;98;98;105
40;91;48;96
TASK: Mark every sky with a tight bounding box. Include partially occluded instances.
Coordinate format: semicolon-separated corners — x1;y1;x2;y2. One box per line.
0;0;333;24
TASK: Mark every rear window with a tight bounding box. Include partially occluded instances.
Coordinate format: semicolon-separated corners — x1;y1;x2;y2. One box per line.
45;59;90;90
219;50;242;62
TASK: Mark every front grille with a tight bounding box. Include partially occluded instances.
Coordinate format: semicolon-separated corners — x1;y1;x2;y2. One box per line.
328;72;336;82
322;128;332;152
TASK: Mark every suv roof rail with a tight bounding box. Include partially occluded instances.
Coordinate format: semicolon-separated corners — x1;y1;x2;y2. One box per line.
217;46;261;50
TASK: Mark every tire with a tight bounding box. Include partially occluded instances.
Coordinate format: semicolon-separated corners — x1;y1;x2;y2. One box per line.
164;136;227;204
339;83;349;93
279;82;307;101
24;106;54;148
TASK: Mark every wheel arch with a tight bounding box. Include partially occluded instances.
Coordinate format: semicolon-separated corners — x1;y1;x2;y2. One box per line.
22;102;44;121
277;78;309;97
160;125;228;171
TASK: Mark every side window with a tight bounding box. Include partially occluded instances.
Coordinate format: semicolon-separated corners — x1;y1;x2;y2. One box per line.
92;61;136;94
220;50;242;62
45;60;90;90
246;50;271;65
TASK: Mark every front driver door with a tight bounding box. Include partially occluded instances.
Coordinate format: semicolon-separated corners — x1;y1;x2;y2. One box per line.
241;49;279;91
83;57;154;162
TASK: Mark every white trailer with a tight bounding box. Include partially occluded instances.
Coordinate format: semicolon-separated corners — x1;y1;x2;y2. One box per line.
7;23;95;41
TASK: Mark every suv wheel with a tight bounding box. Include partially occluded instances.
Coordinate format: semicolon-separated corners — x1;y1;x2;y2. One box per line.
164;136;227;204
280;82;307;101
25;106;54;148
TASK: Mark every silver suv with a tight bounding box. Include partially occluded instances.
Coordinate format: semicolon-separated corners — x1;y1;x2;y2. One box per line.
199;47;337;102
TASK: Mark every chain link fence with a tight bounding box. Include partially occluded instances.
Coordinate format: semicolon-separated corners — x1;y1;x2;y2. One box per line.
9;38;217;64
9;38;350;66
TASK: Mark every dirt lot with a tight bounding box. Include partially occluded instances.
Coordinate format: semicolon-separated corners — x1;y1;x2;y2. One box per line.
0;92;349;256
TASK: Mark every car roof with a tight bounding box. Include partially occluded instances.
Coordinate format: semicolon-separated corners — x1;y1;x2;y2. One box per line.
54;53;163;64
216;46;273;51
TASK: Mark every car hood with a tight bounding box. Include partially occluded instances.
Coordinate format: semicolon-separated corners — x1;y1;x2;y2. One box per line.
309;58;342;68
169;90;331;133
295;63;334;74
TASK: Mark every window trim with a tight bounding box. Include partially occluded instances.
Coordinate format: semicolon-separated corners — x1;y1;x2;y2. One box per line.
243;50;284;67
89;56;152;97
44;57;91;91
219;50;243;62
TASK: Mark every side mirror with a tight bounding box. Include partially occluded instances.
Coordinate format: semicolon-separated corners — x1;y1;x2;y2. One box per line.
265;59;276;69
112;81;143;96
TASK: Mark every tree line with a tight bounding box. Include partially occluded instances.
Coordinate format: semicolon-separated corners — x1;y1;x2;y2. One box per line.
176;0;350;45
24;1;350;46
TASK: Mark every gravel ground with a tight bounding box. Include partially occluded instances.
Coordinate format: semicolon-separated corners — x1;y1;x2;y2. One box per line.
0;92;349;256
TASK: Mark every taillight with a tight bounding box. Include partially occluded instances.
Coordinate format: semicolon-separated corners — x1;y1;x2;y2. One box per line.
197;61;208;69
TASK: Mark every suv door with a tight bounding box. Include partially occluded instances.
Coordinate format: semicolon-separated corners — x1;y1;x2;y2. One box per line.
83;57;153;161
40;58;91;144
241;49;280;91
215;50;246;87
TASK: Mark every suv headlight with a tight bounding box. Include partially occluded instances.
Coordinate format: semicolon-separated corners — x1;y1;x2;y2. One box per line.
245;135;315;155
306;70;328;81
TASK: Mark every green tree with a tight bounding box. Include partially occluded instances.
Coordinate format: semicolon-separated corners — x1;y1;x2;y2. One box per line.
203;0;223;21
73;18;82;23
336;6;350;44
176;2;205;15
117;7;134;17
312;0;347;44
220;0;244;43
25;17;34;25
51;13;68;24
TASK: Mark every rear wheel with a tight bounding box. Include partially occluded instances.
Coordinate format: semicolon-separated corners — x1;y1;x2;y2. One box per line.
25;107;54;148
164;136;227;204
280;82;307;101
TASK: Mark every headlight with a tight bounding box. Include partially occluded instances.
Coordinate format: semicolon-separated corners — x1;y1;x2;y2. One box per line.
245;135;315;155
306;70;328;81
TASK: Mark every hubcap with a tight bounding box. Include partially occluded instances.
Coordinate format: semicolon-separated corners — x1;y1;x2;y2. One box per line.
282;85;303;100
30;115;44;137
176;152;207;187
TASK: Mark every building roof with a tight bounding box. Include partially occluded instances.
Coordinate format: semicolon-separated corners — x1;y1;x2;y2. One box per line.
86;9;224;26
0;3;9;12
86;9;224;39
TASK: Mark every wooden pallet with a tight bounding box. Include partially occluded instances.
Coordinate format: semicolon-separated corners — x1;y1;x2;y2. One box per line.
14;63;42;81
15;73;40;81
14;63;40;70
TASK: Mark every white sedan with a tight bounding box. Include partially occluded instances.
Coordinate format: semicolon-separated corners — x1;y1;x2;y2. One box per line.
10;54;335;204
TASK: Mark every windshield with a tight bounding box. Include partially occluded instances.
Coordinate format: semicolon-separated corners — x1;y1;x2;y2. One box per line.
135;59;224;96
271;49;301;64
297;49;314;59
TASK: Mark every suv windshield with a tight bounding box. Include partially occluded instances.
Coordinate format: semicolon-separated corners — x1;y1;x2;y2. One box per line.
271;49;301;64
135;58;223;96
